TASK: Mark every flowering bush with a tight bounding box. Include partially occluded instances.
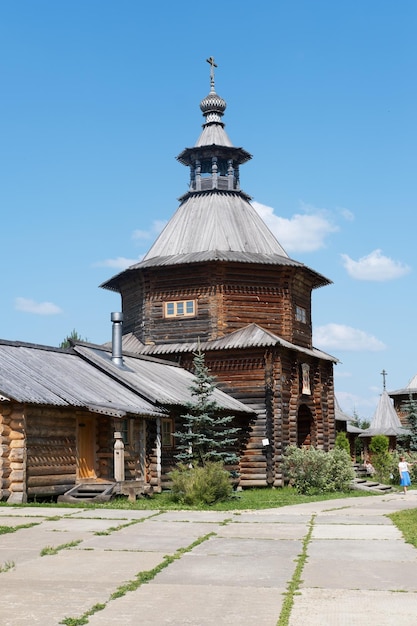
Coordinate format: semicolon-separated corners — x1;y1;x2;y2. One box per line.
283;446;355;495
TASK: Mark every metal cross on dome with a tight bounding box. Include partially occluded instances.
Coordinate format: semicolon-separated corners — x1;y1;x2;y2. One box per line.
206;56;217;89
381;369;388;391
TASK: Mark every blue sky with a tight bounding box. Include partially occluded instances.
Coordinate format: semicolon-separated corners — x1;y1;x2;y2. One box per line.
1;1;416;420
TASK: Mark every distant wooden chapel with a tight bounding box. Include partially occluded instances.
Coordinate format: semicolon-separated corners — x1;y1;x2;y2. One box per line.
102;61;337;487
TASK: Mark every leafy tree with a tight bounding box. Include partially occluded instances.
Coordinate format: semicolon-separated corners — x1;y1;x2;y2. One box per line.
60;329;88;348
174;349;240;468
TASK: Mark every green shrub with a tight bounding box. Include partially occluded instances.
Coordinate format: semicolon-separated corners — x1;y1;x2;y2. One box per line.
169;462;233;505
335;431;350;454
369;435;391;483
369;435;389;454
327;448;356;491
283;446;355;495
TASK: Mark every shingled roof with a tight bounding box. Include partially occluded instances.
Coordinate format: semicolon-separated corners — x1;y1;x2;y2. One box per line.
101;65;331;293
359;391;410;438
0;339;252;417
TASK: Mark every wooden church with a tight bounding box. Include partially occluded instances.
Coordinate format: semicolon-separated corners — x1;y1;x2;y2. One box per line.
101;61;337;488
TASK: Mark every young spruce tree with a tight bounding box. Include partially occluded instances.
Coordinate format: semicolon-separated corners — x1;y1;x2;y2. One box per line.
174;349;240;468
401;394;417;451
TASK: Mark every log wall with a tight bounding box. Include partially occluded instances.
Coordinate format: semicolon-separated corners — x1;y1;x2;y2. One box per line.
1;404;151;501
177;346;335;488
120;262;317;348
0;403;27;503
25;407;77;499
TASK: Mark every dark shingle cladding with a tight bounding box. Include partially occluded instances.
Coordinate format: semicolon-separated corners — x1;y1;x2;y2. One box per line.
101;65;331;293
359;391;411;438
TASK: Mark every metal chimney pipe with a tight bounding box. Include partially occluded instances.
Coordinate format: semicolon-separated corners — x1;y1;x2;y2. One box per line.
111;312;124;367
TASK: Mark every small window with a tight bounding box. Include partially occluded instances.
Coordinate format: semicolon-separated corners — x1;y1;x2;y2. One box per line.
161;418;174;447
296;306;307;324
119;418;134;445
164;300;196;318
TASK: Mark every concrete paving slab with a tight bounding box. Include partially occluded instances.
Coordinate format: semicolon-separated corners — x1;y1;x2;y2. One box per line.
290;588;417;626
87;584;285;626
218;521;307;540
8;548;166;582
307;538;417;562
0;579;116;626
81;520;219;552
302;558;417;591
0;526;89;552
152;553;294;588
0;548;40;567
36;516;138;533
233;512;312;524
0;516;45;527
70;508;160;520
0;506;84;517
191;535;302;558
155;510;232;523
153;539;300;587
315;513;393;524
311;522;402;540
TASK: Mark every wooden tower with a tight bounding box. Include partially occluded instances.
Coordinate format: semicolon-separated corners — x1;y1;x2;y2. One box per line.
102;60;337;486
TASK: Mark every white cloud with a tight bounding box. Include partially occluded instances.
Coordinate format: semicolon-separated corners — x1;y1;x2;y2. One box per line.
132;219;167;241
252;201;338;253
334;370;352;379
131;229;151;240
341;249;411;281
93;256;142;270
314;323;386;351
339;207;355;221
335;390;378;416
15;297;62;315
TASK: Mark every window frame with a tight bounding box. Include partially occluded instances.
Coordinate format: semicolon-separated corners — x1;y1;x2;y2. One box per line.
161;418;175;448
295;305;307;324
163;299;197;319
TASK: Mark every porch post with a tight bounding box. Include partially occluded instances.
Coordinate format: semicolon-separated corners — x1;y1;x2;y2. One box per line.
139;419;146;482
156;417;162;491
114;431;125;482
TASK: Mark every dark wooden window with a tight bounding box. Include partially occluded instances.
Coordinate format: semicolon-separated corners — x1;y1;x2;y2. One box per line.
161;418;174;447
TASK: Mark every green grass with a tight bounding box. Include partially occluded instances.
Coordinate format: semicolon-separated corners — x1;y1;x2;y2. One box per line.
0;560;15;573
388;509;417;548
83;486;373;512
40;540;82;556
0;486;375;514
278;515;315;626
0;522;39;534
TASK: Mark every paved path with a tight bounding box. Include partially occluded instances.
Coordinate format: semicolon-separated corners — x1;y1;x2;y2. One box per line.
0;491;416;625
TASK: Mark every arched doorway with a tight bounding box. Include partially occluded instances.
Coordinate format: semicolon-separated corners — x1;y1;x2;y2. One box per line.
297;404;314;447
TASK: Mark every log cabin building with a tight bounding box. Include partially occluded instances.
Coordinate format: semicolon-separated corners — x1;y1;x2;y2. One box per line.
0;337;250;502
101;61;338;488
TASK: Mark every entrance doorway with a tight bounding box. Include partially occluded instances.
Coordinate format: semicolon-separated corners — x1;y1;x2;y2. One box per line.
77;416;97;479
297;404;314;447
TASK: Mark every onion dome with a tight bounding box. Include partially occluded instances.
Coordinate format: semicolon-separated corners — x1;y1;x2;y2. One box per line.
199;57;227;125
